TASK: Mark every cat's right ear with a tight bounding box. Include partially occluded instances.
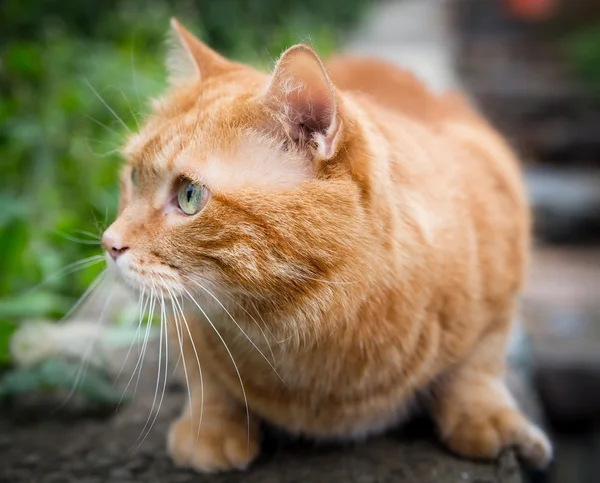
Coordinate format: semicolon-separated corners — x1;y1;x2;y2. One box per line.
167;18;232;84
264;44;342;161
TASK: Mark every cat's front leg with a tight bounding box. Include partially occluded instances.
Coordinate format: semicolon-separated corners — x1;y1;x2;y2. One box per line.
166;320;260;473
432;326;552;468
167;392;260;473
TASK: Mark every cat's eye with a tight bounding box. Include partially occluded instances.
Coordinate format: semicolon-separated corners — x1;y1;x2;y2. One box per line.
177;181;206;215
131;167;138;186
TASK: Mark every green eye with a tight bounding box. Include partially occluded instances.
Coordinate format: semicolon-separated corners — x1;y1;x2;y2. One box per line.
177;182;206;215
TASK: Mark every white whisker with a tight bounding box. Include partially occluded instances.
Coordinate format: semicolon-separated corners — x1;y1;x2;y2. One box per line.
118;287;154;407
55;230;103;245
29;255;106;294
169;296;183;375
83;137;122;158
59;270;107;323
84;114;124;138
113;287;147;385
186;276;286;386
212;290;277;364
248;300;278;340
57;282;117;411
133;285;165;449
171;292;204;440
239;300;276;365
136;291;169;448
72;229;102;240
131;33;141;106
182;286;250;455
133;285;157;398
165;283;197;437
83;77;132;133
117;87;140;131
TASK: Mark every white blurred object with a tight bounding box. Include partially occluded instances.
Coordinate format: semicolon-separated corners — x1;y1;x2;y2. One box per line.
11;320;110;369
10;271;151;374
10;320;153;374
345;0;461;93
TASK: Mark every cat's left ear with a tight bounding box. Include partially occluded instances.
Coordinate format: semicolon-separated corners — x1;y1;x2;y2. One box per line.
265;45;342;161
167;18;233;84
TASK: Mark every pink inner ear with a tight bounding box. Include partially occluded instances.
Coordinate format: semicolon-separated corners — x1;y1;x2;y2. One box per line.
267;46;339;153
287;88;334;143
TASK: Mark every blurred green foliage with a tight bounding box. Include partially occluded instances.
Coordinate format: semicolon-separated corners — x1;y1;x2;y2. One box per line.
0;0;369;361
0;357;129;406
566;24;600;93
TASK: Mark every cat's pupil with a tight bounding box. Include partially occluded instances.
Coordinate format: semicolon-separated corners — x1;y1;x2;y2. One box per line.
186;185;193;203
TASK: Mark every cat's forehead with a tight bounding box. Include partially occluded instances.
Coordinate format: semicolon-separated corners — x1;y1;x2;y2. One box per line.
124;117;313;192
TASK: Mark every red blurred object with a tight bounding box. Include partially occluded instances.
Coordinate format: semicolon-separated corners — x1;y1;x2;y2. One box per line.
505;0;557;20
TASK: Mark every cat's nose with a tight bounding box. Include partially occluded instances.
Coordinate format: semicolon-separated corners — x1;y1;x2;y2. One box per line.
102;230;130;262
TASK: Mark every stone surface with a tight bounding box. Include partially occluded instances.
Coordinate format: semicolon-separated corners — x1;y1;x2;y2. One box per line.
0;331;537;482
0;300;535;483
0;330;533;483
0;375;525;483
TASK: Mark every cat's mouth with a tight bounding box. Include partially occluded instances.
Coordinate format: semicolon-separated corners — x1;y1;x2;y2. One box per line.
107;251;184;298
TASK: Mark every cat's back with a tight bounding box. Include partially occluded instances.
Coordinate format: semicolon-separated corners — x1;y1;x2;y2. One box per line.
326;54;525;208
325;55;480;126
327;55;529;314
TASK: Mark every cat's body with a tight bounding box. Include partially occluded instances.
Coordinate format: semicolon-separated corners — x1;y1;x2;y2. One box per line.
103;20;551;473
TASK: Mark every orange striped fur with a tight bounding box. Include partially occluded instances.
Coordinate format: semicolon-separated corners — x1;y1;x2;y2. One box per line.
103;19;552;473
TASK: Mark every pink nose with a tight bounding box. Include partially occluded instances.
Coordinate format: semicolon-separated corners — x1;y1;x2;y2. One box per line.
102;231;130;262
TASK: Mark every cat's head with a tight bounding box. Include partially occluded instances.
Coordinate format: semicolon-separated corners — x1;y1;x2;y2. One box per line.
102;20;371;317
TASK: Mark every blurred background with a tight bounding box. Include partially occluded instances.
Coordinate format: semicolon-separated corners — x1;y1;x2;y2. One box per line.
1;0;599;482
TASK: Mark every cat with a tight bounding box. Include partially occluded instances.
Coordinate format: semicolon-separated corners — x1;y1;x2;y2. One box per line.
102;18;552;473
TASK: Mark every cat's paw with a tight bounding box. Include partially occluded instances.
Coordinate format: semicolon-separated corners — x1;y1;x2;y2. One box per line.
443;407;552;468
167;416;260;473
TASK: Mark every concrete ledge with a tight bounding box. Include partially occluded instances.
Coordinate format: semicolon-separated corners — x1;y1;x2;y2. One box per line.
0;364;535;483
0;395;521;483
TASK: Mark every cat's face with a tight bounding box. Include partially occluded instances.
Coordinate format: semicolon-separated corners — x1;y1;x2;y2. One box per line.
102;21;365;309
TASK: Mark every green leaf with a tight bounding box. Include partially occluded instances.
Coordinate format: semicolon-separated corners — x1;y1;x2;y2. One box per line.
0;358;130;408
0;365;43;402
0;319;17;366
73;365;131;406
0;292;72;319
565;25;600;93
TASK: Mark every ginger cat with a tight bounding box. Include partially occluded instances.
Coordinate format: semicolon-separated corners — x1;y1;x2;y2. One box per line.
102;19;552;473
